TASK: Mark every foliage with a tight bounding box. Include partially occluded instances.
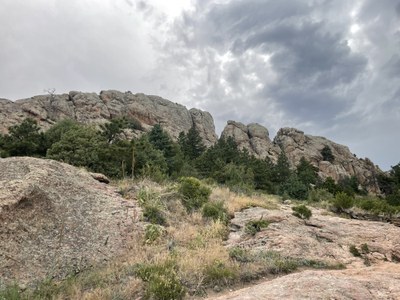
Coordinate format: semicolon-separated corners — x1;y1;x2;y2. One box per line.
244;219;269;236
279;174;309;200
203;260;237;286
144;224;164;244
229;247;252;263
1;118;47;157
321;145;334;162
134;260;185;300
178;177;211;211
361;243;369;254
143;205;167;226
308;188;333;202
292;204;312;220
202;201;229;223
179;125;205;160
319;177;341;195
349;245;361;257
272;152;291;185
296;157;318;186
332;192;354;212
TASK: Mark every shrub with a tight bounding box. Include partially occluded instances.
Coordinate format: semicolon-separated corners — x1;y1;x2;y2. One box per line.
279;175;309;200
178;177;211;211
332;192;354;212
244;219;269;236
292;205;312;220
229;247;252;263
202;201;228;223
203;260;237;286
361;243;369;254
308;188;333;202
349;245;361;257
134;260;185;300
144;224;163;244
143;205;166;225
321;145;334;162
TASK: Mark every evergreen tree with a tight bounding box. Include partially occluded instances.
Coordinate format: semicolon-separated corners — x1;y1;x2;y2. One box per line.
179;125;205;160
296;157;318;186
272;151;291;184
3;118;47;157
321;145;334;162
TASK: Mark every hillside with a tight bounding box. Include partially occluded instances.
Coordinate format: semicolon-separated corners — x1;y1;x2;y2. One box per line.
0;157;399;299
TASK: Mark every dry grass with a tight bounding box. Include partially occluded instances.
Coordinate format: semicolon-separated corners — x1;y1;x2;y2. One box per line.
210;186;279;216
8;179;287;299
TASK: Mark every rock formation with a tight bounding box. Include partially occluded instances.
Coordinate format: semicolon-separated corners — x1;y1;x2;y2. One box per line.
222;121;380;192
210;205;400;299
0;90;218;147
0;157;141;287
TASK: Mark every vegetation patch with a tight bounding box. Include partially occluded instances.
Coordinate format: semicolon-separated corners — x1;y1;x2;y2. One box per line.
244;219;270;236
292;204;312;220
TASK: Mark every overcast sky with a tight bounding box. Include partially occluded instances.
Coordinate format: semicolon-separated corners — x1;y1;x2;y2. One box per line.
1;0;399;170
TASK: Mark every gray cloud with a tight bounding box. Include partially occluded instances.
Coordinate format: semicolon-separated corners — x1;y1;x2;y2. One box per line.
0;0;399;169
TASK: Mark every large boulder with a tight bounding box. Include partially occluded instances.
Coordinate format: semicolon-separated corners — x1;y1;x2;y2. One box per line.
0;157;140;287
0;90;218;147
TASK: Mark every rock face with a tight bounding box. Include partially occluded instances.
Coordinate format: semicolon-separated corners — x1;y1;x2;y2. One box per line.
227;206;400;265
212;205;400;299
0;90;218;147
222;121;380;192
221;121;281;162
210;263;400;300
0;157;140;287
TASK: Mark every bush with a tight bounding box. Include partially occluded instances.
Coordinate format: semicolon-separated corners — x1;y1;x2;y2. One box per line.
202;201;228;223
361;243;369;254
279;175;309;200
143;205;166;226
349;245;361;257
134;260;185;300
144;224;163;244
203;260;237;286
292;205;312;220
178;177;211;211
332;192;354;212
229;247;252;263
244;220;269;236
308;188;333;202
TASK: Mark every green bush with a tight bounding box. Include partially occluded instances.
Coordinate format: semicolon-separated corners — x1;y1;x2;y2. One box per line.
279;175;309;200
332;192;354;212
203;260;237;286
308;188;333;202
178;177;211;211
229;247;252;263
144;224;163;244
134;260;185;300
202;201;228;223
292;205;312;220
143;205;166;226
349;245;361;257
361;243;369;254
244;220;269;236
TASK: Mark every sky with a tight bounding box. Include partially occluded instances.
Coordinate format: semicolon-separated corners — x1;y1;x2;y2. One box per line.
1;0;399;170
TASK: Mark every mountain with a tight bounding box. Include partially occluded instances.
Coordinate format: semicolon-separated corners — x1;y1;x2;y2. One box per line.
0;91;381;191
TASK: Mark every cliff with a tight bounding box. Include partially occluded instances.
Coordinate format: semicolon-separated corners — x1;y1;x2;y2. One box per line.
0;90;218;147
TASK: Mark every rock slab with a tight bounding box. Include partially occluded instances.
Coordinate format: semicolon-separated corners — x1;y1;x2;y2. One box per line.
0;157;140;287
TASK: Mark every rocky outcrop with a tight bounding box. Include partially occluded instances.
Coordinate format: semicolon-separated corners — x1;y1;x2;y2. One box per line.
211;205;400;299
0;90;218;147
0;157;141;287
227;206;400;265
222;121;380;192
210;263;400;300
221;121;281;162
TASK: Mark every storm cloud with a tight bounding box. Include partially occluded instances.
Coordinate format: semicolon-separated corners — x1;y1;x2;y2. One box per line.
1;0;399;169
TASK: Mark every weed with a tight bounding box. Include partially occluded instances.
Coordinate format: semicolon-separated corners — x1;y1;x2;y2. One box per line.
244;219;269;236
361;243;369;254
202;201;229;223
144;224;163;244
203;260;238;286
179;177;211;212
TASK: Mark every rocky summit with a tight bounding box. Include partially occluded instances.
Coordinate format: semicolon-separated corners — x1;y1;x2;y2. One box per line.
222;121;380;192
0;157;141;287
0;90;218;147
